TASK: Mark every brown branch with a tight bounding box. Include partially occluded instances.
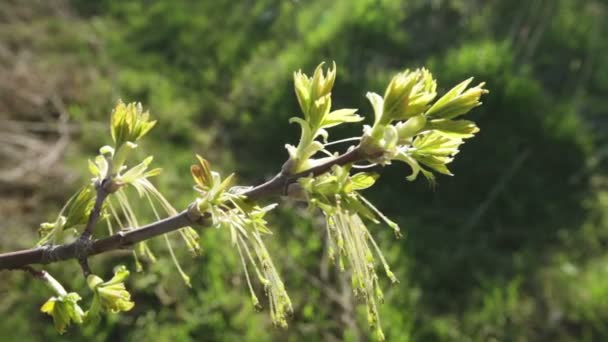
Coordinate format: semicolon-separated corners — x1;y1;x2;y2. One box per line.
242;146;365;199
0;145;372;271
76;167;112;276
80;181;109;240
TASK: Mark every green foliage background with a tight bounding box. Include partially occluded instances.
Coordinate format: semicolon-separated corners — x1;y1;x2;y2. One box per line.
1;0;607;340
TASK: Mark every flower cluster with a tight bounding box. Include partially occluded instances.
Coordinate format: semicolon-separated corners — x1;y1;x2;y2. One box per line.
40;274;85;335
191;156;293;327
37;185;96;245
40;266;135;333
38;101;199;285
110;100;157;149
41;292;85;334
299;165;400;340
361;70;487;184
86;265;135;321
286;62;362;173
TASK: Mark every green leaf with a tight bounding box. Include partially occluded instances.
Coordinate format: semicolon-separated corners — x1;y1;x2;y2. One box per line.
99;145;114;156
289;117;313;146
63;186;96;229
394;152;422;181
412;131;463;157
191;154;214;190
110;100;157;147
217;173;236;193
40;293;85;334
87;266;135;317
382;68;436;122
349;172;380;191
321;108;362;129
414;155;454;175
309;94;332;130
119;156;154;184
366;92;384;125
312;175;341;195
395;114;427;141
293;70;312;118
427;119;479;138
425;78;488;119
89;155;109;180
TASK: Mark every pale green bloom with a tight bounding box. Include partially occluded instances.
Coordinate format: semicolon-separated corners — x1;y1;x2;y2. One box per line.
381;68;436;124
425;78;488;119
41;292;85;334
299;166;401;339
87;265;135;319
294;62;337;124
288;62;362;173
37;185;96;245
110;100;157;148
190;156;292;327
395;114;427;143
361;74;487;185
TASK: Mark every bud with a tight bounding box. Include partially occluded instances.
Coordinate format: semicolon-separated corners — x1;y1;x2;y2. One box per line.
426;118;479;139
376;327;386;341
110;100;157;147
116;156;157;185
309;94;332;128
395;114;427;142
293;70;312;116
87;265;135;317
40;292;85;334
382;70;418;124
191;154;214;190
37;216;66;245
425;78;488;119
382;68;436;124
310;61;336;103
293;62;336;125
403;68;437;118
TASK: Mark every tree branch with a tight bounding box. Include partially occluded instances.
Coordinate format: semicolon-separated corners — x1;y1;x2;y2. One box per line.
0;145;372;271
76;170;112;276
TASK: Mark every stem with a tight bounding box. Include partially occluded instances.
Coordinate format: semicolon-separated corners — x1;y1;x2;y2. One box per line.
43;271;68;296
20;267;68;296
0;144;376;271
323;137;361;147
80;181;110;240
75;178;111;276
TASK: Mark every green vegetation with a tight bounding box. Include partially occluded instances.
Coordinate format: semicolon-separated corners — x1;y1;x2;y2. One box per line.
0;0;606;340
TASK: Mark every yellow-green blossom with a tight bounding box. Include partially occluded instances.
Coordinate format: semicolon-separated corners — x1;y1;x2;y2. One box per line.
300;166;400;340
40;273;85;334
110;100;157;148
87;265;135;319
41;292;85;334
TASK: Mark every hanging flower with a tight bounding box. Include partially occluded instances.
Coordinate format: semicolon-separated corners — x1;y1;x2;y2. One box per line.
87;265;135;320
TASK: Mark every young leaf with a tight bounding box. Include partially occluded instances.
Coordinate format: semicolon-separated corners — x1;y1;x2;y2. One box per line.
426;119;480;138
349;172;380;191
425;79;488;119
321;108;362;129
40;293;85;334
366;92;384;126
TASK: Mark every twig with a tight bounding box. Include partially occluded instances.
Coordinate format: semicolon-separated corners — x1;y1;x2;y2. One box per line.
0;144;374;270
243;146;366;199
16;266;66;295
75;150;113;276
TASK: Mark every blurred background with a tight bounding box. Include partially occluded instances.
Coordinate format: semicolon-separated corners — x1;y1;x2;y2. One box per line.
0;0;607;340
